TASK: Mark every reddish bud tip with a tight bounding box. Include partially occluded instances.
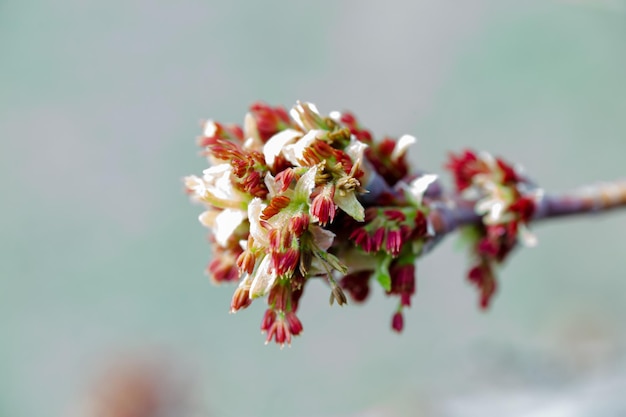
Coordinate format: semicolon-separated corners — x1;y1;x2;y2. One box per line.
231;287;252;313
391;312;404;333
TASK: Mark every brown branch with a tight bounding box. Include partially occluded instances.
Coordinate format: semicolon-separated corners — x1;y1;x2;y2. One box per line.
427;180;626;244
534;180;626;220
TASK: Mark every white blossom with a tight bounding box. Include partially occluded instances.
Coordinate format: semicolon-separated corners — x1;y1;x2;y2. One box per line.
247;198;269;248
203;120;218;137
187;164;248;247
289;101;321;131
390;134;416;162
282;129;322;166
263;129;301;167
344;136;368;163
248;255;276;298
404;174;438;205
204;208;247;247
243;112;263;151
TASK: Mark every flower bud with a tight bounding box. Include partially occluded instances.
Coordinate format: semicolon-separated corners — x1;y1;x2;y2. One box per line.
391;312;404;333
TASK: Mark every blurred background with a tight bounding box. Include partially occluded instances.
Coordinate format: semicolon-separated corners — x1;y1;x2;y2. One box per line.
2;0;626;416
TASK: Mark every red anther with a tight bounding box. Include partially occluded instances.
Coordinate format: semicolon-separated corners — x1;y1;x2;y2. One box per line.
372;228;386;252
289;213;310;237
275;168;296;192
496;158;519;184
311;188;336;226
385;229;403;257
285;311;303;336
261;195;291;220
384;209;406;222
350;228;372;252
260;309;277;332
249;102;291;142
276;248;300;277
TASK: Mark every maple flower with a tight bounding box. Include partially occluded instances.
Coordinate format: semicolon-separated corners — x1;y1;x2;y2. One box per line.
445;150;541;309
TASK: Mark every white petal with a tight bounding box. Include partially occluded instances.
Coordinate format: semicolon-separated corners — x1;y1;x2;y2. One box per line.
290;104;306;130
335;191;365;222
243;113;264;150
477;198;514;225
203;164;234;201
290;101;321;131
293;165;318;202
248;198;269;247
344;136;368;162
283;129;322;166
264;172;279;197
406;174;438;205
263;129;301;166
249;255;276;298
479;151;497;169
213;208;247;247
390;134;416;161
237;273;252;289
184;175;206;199
307;102;320;115
519;224;538;247
329;110;342;122
203;120;218;137
310;225;335;250
203;163;231;176
475;196;499;215
489;202;505;220
244;112;256;134
198;210;217;227
426;218;435;236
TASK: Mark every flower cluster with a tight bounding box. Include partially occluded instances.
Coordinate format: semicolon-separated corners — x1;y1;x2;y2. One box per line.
182;101;626;346
185;102;435;346
446;150;540;308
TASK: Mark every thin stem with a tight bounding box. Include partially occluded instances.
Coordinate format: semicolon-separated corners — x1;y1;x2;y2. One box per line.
534;180;626;220
427;179;626;239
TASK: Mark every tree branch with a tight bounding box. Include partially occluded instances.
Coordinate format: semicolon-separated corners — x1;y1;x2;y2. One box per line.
427;179;626;241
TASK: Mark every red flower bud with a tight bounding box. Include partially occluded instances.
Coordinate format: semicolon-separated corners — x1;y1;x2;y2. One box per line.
231;286;252;313
285;311;303;336
236;250;256;275
391;311;404;333
310;187;336;226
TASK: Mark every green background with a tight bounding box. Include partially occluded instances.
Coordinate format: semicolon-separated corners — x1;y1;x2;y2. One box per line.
2;1;626;416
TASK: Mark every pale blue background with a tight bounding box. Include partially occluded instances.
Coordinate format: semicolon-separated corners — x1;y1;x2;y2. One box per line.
2;1;626;416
